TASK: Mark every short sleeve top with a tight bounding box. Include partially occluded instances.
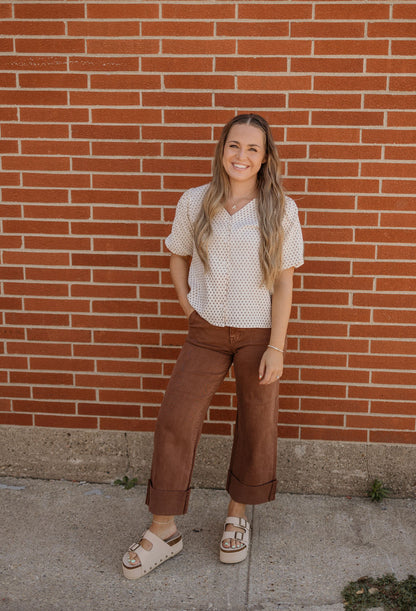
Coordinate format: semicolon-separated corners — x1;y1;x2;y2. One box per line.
165;183;304;328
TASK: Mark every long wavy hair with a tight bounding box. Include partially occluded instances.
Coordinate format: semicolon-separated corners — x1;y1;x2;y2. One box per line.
193;113;286;291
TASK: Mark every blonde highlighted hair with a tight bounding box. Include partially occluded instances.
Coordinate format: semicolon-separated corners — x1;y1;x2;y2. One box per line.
193;113;286;292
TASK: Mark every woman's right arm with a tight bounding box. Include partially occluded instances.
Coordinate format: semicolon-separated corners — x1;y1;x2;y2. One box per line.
170;253;194;318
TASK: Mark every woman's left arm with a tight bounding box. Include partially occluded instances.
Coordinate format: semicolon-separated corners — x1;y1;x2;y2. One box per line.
258;267;295;385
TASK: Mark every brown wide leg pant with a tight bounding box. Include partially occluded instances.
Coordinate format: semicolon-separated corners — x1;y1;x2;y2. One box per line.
146;310;280;515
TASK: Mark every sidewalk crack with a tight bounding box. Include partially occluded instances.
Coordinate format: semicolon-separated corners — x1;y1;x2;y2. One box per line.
245;504;255;609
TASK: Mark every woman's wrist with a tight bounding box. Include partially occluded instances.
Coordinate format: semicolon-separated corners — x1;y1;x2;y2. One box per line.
267;343;284;354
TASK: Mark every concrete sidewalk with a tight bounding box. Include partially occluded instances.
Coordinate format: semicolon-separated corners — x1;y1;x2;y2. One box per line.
1;477;415;611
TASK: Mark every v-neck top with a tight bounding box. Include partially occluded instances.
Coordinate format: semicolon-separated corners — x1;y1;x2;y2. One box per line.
165;183;304;328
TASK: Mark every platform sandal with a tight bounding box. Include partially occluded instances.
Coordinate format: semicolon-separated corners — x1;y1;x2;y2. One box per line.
122;529;183;579
219;516;250;564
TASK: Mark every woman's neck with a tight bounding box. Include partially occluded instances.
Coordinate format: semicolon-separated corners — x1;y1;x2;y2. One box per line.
229;179;257;201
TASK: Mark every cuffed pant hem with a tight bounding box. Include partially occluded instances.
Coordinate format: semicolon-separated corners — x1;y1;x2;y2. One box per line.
226;470;277;505
145;479;191;515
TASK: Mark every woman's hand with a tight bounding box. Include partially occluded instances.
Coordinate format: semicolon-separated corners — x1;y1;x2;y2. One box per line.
184;306;195;318
258;347;284;385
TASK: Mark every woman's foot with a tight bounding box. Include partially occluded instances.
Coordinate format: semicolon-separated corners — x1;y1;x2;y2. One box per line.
127;517;177;567
222;500;247;550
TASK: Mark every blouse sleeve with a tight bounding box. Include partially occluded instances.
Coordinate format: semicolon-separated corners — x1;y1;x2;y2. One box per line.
281;198;304;270
165;190;194;257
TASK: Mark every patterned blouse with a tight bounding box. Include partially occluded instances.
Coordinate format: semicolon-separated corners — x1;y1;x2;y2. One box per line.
165;184;304;328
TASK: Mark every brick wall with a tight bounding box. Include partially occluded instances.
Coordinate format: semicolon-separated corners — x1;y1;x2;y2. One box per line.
1;1;415;445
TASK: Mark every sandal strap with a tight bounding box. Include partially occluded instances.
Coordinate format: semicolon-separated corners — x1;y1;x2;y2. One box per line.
221;529;249;545
224;516;250;531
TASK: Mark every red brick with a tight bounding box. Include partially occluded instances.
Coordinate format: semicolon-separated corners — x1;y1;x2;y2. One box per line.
0;73;16;87
374;310;416;326
15;38;85;54
308;178;379;194
300;307;370;324
19;73;88;89
143;21;214;37
90;74;160;90
349;386;416;402
239;75;311;92
371;401;416;417
370;431;416;444
79;403;140;418
365;94;416;110
280;412;344;427
163;3;235;19
388;112;416;128
35;415;98;429
368;22;416;38
23;174;89;189
3;156;69;172
164;74;234;91
391;41;416;56
0;3;12;18
216;57;289;72
100;418;156;432
288;128;360;143
86;40;159;55
92;142;160;157
14;400;75;415
301;398;368;414
93;174;160;190
0;140;18;155
289;161;359;178
3;251;69;266
1;91;67;106
314;40;389;56
0;173;19;186
0;21;65;35
142;56;213;73
362;162;416;179
0;38;13;52
202;422;232;436
0;413;33;426
68;21;141;37
4;220;69;235
292;22;365;38
2;124;69;140
217;22;288;37
94;331;159;346
367;59;416;74
69;56;139;72
162;39;235;55
316;4;389;19
301;428;367;443
8;342;72;357
372;371;416;387
348;415;414;430
88;3;158;18
0;55;67;71
34;387;95;401
15;2;84;18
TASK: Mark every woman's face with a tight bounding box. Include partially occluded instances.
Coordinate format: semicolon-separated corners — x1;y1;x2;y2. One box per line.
222;123;266;188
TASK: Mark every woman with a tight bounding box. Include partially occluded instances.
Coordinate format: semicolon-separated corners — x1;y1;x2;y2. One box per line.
122;113;304;578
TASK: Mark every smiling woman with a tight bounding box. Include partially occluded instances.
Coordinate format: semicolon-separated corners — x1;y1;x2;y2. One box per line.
121;113;304;579
222;123;266;195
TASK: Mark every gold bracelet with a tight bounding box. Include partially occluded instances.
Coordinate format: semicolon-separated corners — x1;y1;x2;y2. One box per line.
267;344;284;354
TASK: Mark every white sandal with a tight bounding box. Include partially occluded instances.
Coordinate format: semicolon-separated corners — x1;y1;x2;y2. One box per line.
122;529;183;579
219;517;250;564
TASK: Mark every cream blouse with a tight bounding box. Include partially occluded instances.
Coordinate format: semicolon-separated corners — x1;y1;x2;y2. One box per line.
165;184;304;328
